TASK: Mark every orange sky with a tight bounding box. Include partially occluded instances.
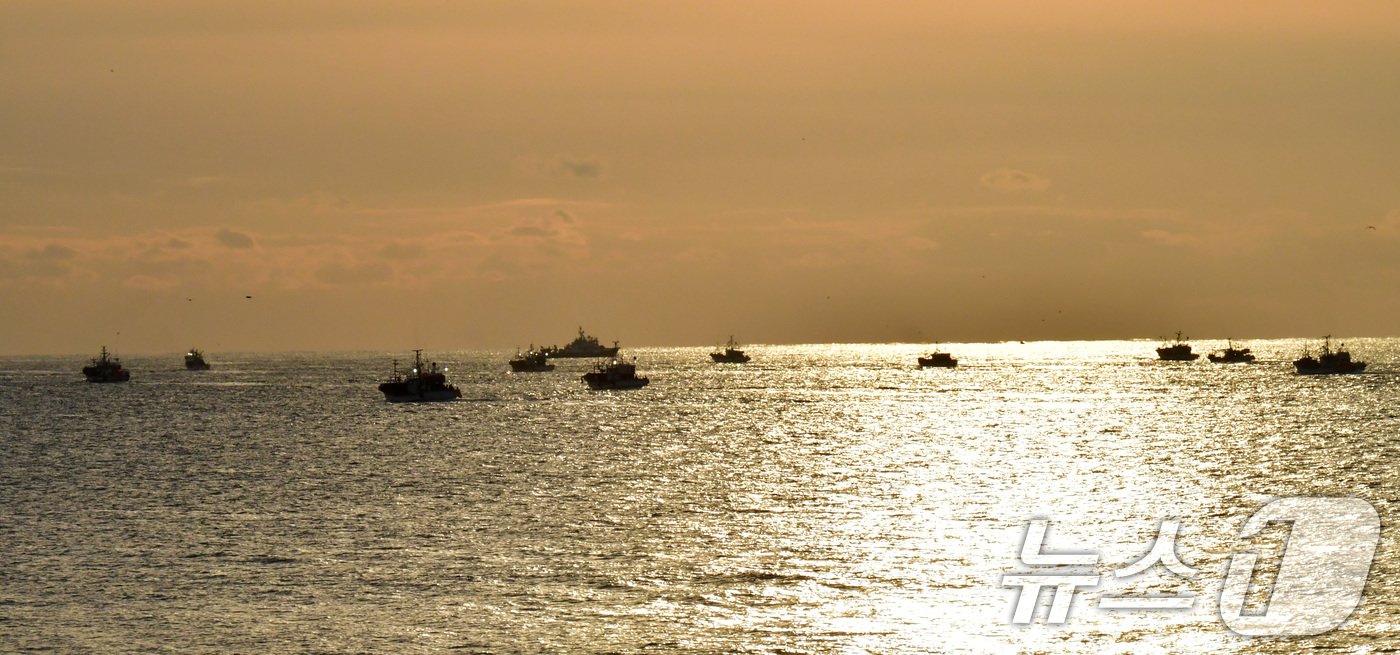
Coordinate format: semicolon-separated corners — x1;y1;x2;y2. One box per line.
3;1;1400;354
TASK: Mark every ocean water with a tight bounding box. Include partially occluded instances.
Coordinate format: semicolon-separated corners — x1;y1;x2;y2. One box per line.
1;339;1397;654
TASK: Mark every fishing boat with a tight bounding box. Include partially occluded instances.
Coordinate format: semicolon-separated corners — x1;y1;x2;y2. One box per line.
1156;331;1200;361
508;346;555;372
184;347;211;370
83;346;130;383
582;356;649;390
710;336;751;363
542;326;620;358
1207;340;1255;364
378;350;462;402
918;350;958;368
1294;337;1366;375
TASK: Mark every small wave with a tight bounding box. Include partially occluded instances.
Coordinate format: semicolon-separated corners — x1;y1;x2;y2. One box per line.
706;569;815;584
244;555;297;565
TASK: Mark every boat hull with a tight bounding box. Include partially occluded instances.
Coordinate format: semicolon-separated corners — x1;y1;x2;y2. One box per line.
83;369;130;383
1208;354;1255;364
918;356;957;368
509;361;556;372
1294;361;1367;375
378;382;462;402
582;374;649;390
548;347;620;359
710;352;750;363
1156;350;1199;361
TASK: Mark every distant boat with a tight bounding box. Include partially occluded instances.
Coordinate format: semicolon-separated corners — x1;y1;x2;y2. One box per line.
582;356;649;390
83;346;130;383
508;346;555;372
1207;340;1255;364
1156;331;1200;361
184;347;211;370
918;349;958;368
1294;336;1367;375
543;326;620;358
710;336;751;363
378;350;462;402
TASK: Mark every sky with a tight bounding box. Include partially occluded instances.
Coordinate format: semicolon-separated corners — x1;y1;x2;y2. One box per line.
3;1;1400;354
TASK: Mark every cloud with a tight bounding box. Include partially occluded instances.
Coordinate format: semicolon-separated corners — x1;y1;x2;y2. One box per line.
26;243;77;261
1141;229;1196;248
508;225;551;238
503;209;587;246
122;274;181;290
214;228;256;249
315;261;392;287
980;168;1052;194
185;175;226;188
557;157;604;179
379;241;425;259
516;155;607;179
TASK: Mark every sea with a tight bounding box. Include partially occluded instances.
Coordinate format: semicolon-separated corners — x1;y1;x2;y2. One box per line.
1;339;1397;654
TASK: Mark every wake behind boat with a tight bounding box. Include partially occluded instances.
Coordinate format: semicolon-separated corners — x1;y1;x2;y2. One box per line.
543;327;620;358
83;346;130;383
379;350;462;402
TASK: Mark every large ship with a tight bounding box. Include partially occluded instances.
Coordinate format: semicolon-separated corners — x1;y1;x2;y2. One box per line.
1207;340;1255;364
1156;331;1200;361
543;327;620;358
185;347;211;370
710;336;751;363
83;346;131;383
1294;337;1367;375
582;356;649;390
378;350;462;402
508;346;555;372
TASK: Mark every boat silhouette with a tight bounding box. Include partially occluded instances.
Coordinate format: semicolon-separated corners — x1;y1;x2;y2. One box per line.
83;346;131;383
710;336;751;363
1294;336;1366;375
378;350;462;402
1156;331;1200;361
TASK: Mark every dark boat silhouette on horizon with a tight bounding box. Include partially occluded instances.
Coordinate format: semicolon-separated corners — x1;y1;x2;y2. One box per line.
1294;336;1366;375
83;346;130;383
1207;340;1255;364
543;327;620;358
1156;331;1200;361
710;336;751;363
508;346;555;372
582;356;649;390
185;347;210;370
378;350;462;402
918;347;957;368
